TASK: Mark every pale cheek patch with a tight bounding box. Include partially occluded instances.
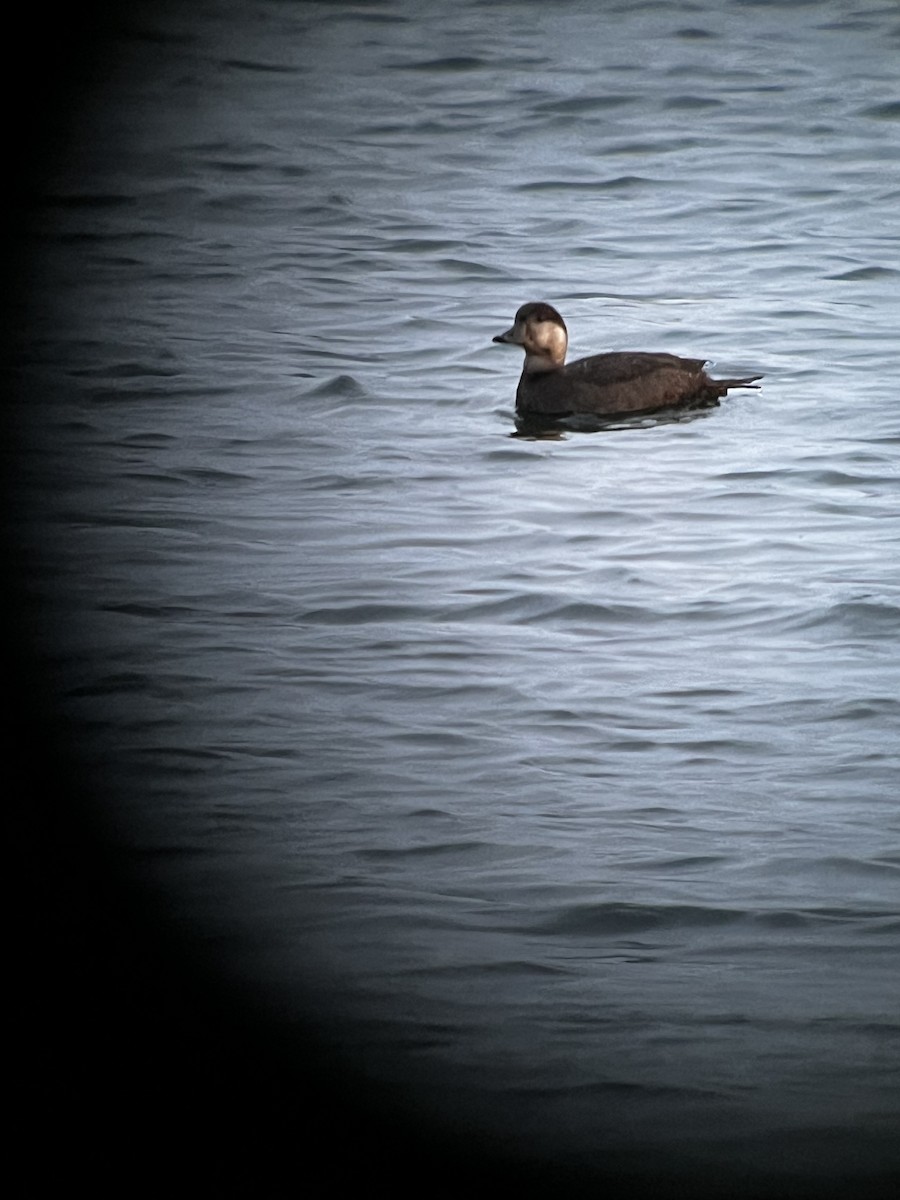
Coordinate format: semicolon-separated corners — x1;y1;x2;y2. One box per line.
529;320;566;359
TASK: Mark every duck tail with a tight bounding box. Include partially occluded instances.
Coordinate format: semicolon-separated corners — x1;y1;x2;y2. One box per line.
717;374;763;390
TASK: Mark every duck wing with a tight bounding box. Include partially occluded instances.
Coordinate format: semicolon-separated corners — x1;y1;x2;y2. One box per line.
565;351;709;385
518;351;713;416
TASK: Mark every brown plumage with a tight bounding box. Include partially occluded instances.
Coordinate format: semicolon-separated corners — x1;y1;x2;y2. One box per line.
493;302;761;419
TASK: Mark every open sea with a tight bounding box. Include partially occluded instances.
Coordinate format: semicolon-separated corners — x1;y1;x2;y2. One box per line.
9;1;900;1196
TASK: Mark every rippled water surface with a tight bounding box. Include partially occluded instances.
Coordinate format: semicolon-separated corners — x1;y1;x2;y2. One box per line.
13;0;900;1194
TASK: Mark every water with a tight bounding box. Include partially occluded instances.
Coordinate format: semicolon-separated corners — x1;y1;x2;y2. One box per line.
11;1;900;1194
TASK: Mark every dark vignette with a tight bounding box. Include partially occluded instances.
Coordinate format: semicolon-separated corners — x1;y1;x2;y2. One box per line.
6;5;898;1200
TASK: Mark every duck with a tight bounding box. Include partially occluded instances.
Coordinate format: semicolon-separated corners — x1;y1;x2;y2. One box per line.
493;302;761;420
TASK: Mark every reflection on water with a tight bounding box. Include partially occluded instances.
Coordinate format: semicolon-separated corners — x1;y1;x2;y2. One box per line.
512;397;724;437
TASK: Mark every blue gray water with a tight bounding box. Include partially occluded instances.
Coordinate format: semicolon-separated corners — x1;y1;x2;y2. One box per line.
12;0;900;1193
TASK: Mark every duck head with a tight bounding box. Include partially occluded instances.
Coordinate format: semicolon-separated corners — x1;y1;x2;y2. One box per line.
493;302;568;373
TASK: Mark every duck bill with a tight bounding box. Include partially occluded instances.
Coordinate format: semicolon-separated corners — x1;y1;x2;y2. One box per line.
493;327;519;344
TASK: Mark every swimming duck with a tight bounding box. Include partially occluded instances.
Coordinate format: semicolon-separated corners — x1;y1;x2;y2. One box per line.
493;302;761;419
